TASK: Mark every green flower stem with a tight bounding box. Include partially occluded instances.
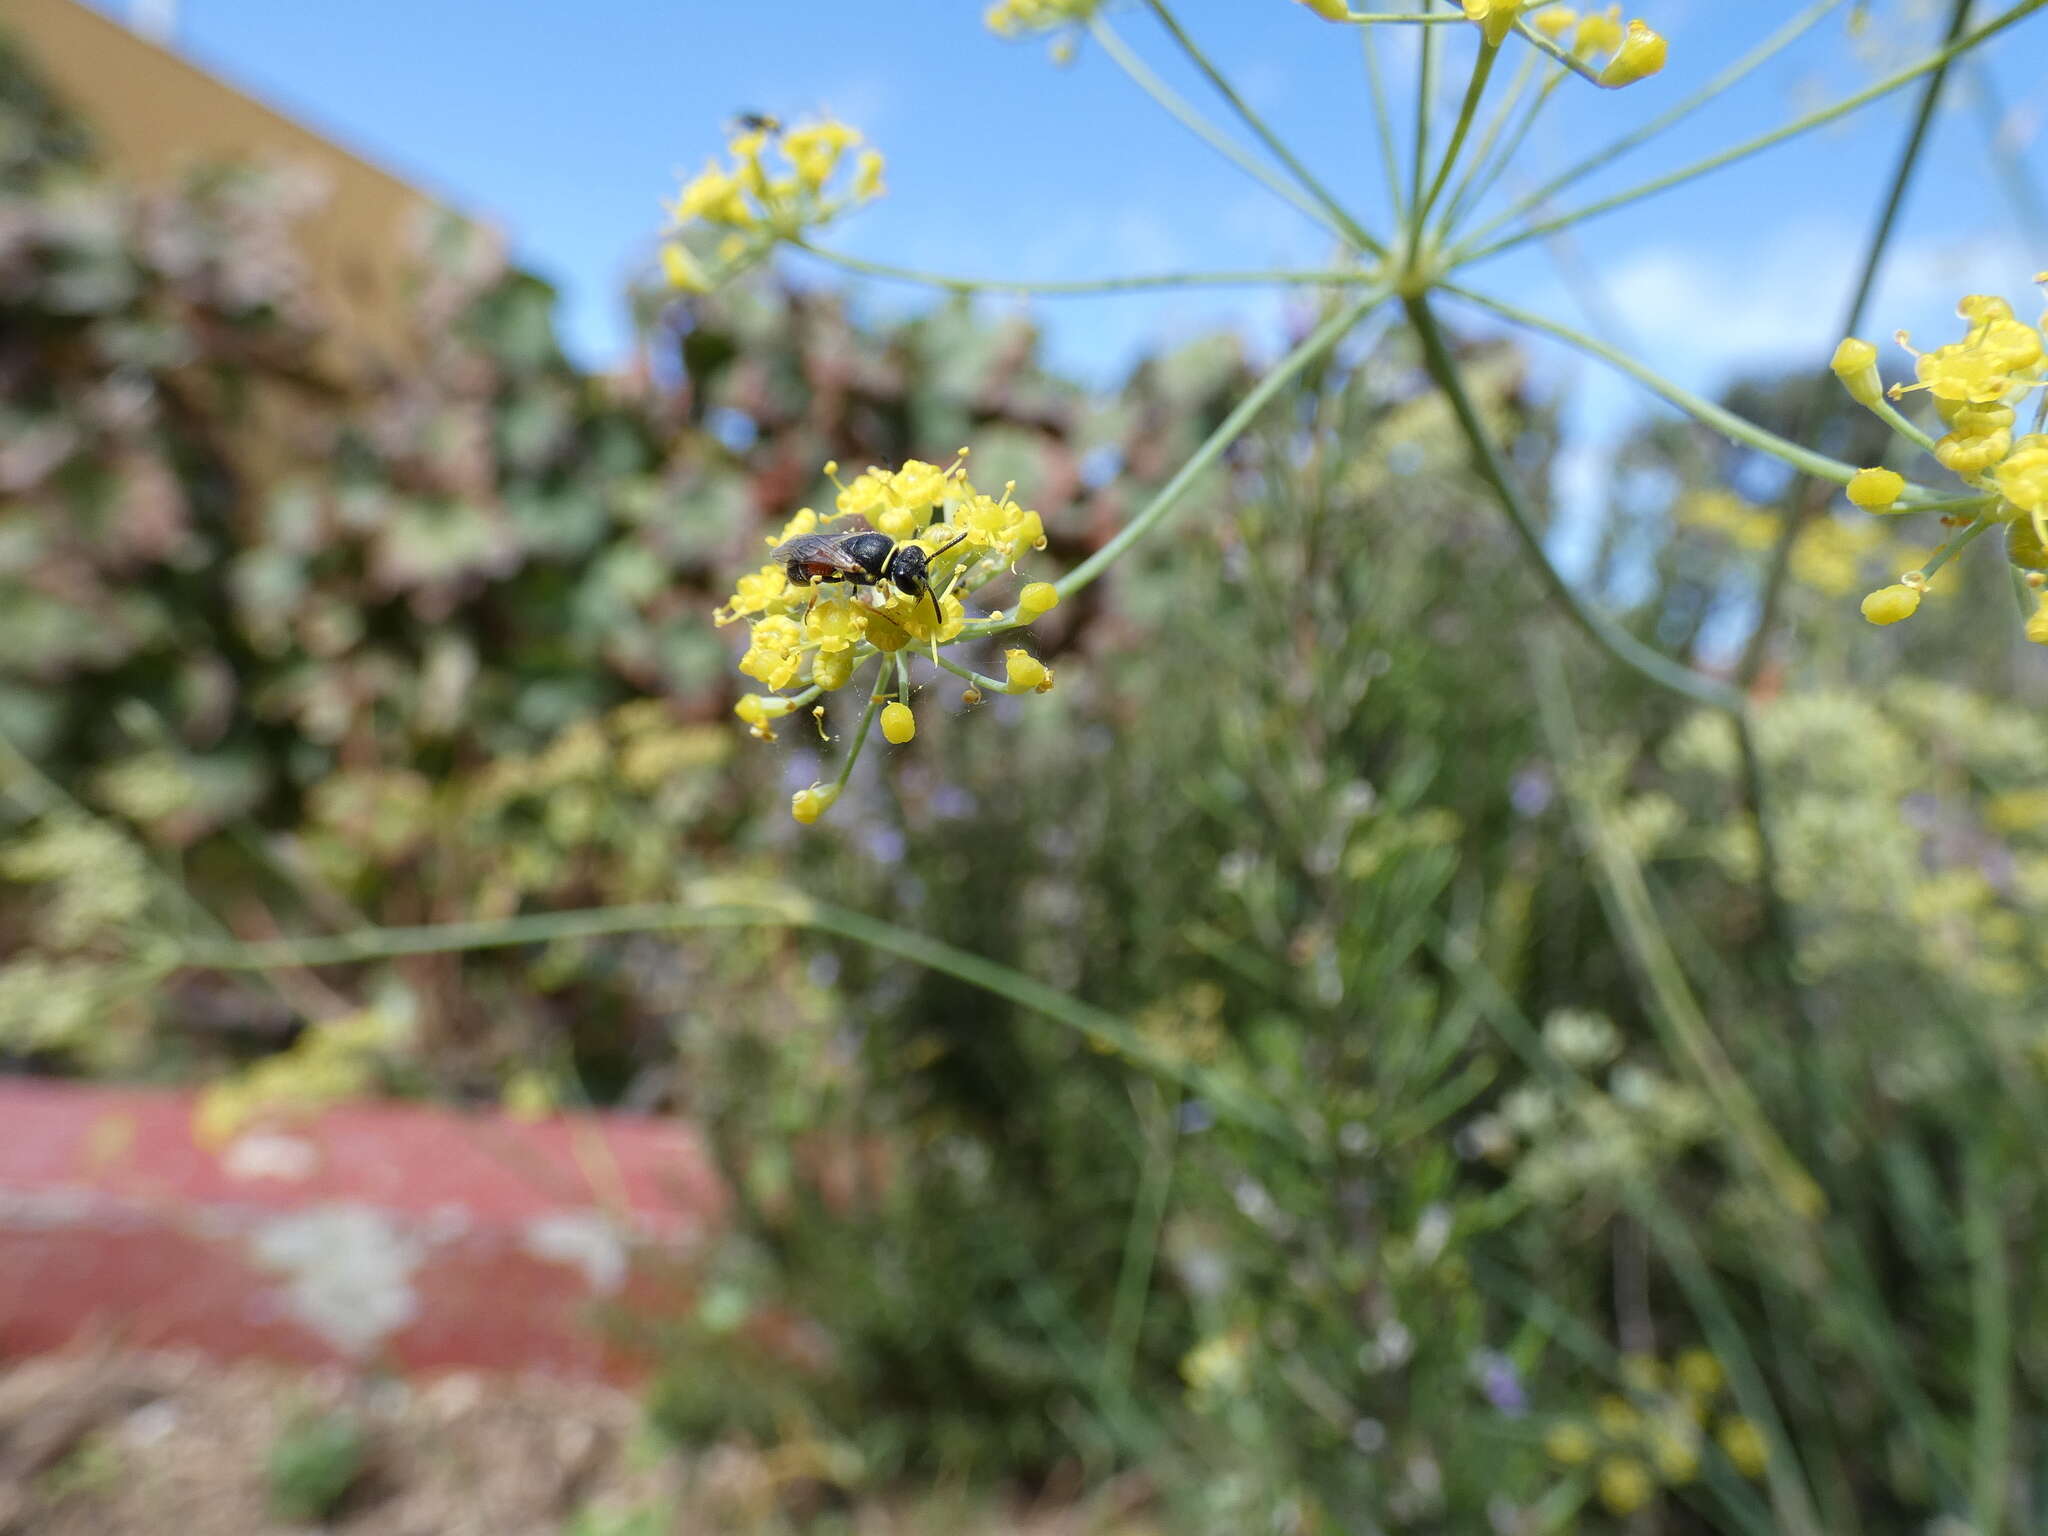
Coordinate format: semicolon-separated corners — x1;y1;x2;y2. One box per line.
1454;0;2048;265
1403;292;1739;710
1916;516;1993;579
828;666;891;794
1465;0;1848;250
1443;283;1951;497
1360;21;1410;226
1966;1146;2013;1536
1414;37;1501;234
1103;1083;1179;1400
1735;0;1968;689
1409;5;1440;228
935;654;1010;693
1870;395;1940;456
1446;70;1569;239
1089;15;1354;246
1434;43;1544;235
1338;9;1466;18
177;881;1300;1144
1140;0;1386;257
1058;288;1388;599
791;241;1375;297
2011;562;2036;618
1506;17;1602;85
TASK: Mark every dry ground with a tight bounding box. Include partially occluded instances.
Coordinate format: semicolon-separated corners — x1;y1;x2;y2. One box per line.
0;1349;1155;1536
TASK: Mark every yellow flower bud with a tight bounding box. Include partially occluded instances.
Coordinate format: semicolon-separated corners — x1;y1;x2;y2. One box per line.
1597;1455;1655;1515
1830;337;1883;406
1004;648;1049;691
1934;426;2012;477
1017;581;1061;620
1295;0;1350;16
1596;1394;1641;1439
1845;467;1906;510
1674;1349;1724;1398
2027;593;2048;645
1573;3;1623;56
961;686;983;706
1532;5;1576;38
1860;583;1921;625
1544;1421;1596;1465
791;783;840;825
1650;1422;1701;1484
734;693;797;726
1618;1353;1665;1393
1597;19;1666;86
1462;0;1523;46
1716;1417;1769;1479
2008;518;2048;571
661;243;712;293
811;647;856;691
853;149;886;202
881;701;916;744
1994;437;2048;518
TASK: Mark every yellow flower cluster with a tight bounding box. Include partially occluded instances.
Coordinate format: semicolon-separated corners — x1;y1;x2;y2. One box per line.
1543;1350;1768;1516
716;455;1062;824
985;0;1098;37
659;118;884;293
1464;3;1665;85
1832;279;2048;634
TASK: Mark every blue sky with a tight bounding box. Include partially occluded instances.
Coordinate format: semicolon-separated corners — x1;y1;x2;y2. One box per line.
85;0;2047;529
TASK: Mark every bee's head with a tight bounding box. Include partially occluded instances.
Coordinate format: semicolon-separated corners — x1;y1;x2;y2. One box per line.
884;530;969;624
884;541;930;595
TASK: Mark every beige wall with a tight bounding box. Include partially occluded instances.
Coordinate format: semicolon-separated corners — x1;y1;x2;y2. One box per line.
3;0;463;379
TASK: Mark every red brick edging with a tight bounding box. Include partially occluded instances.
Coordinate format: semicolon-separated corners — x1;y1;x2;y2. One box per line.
0;1079;726;1381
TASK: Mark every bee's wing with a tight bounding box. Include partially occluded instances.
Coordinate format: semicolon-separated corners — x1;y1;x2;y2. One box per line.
771;533;872;576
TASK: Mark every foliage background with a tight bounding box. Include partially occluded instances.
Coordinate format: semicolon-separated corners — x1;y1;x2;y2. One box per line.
5;18;2048;1534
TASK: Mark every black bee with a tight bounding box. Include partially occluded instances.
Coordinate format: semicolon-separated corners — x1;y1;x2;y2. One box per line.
772;521;969;624
730;111;783;135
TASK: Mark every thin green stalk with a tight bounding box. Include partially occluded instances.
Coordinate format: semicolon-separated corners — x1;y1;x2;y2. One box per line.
792;242;1373;297
1465;0;1849;250
1441;283;1949;495
1533;649;1823;1224
1059;288;1387;597
1435;44;1543;234
1141;0;1386;255
1403;292;1739;709
1360;21;1410;225
1409;3;1440;236
1870;394;1941;455
1917;516;1993;579
1445;71;1570;239
1967;1146;2013;1535
1735;0;1970;688
2012;564;2035;618
934;653;1009;692
828;666;892;794
178;880;1303;1145
1104;1084;1179;1399
1453;0;2048;265
1507;16;1602;84
1415;38;1501;232
1339;8;1466;18
1089;15;1349;242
